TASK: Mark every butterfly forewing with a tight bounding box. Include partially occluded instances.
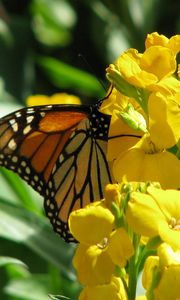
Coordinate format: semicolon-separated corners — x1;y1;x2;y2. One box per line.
0;104;112;242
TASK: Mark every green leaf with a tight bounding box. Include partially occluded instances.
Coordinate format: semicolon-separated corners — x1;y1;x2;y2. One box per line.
0;256;27;269
31;0;76;29
30;0;77;47
37;56;104;97
0;19;14;46
0;17;34;101
4;275;54;300
0;168;42;212
0;198;75;279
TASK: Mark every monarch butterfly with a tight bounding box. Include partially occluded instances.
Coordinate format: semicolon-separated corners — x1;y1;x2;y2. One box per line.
0;101;113;242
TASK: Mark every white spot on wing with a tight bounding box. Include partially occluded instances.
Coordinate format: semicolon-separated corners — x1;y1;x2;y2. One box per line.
8;139;17;150
12;156;18;163
15;112;21;118
48;181;53;188
26;116;34;124
46;199;50;206
9;119;16;125
48;212;53;217
12;123;18;132
40;112;46;117
25;167;31;174
21;161;26;167
50;203;55;209
34;175;39;181
27;108;35;114
23;125;31;135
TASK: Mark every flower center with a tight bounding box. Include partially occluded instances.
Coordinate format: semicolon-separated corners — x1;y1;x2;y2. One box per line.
169;217;180;231
97;237;109;249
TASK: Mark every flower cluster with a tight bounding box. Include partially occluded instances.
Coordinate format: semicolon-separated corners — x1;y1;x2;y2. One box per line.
101;32;180;189
69;184;133;300
69;182;180;300
69;32;180;300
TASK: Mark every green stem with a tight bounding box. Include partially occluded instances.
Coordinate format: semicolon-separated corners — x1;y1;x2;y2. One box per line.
128;255;137;300
128;234;140;300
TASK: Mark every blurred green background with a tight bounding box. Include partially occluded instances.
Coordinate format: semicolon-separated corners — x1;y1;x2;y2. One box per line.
0;0;179;299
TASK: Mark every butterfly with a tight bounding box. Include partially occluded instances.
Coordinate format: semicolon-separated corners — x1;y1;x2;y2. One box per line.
0;101;113;242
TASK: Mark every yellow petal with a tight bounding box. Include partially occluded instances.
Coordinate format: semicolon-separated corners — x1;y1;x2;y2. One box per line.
159;223;180;249
68;203;114;244
107;228;134;267
113;137;180;189
107;110;142;161
158;243;180;267
148;76;180;95
142;256;159;290
104;184;121;209
127;187;180;247
116;49;157;88
142;244;180;300
149;92;180;148
79;276;128;300
147;187;180;249
153;245;180;300
168;34;180;56
99;88;127;115
140;46;176;80
27;93;81;106
126;192;164;236
145;32;180;56
145;32;169;49
147;187;180;221
154;264;180;300
73;244;115;285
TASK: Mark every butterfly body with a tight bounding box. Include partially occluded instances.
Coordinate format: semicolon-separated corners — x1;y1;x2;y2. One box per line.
0;103;112;242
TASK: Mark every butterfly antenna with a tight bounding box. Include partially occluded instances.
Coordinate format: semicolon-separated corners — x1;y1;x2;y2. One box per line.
97;84;113;107
78;53;107;91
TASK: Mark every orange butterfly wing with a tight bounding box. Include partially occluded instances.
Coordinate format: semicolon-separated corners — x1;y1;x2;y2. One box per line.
0;104;112;242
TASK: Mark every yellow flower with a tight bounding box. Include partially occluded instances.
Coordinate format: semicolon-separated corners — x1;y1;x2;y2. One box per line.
107;109;143;161
139;46;176;80
114;45;177;90
148;75;180;94
142;256;160;292
69;201;134;285
113;133;180;189
27;93;81;106
79;276;128;300
100;86;143;116
104;47;180;189
126;186;180;249
69;201;114;245
107;33;179;96
142;243;180;300
114;48;157;89
145;32;180;56
100;87;143;161
106;228;134;267
148;91;180;149
104;183;121;210
145;32;170;49
73;243;115;285
100;87;127;115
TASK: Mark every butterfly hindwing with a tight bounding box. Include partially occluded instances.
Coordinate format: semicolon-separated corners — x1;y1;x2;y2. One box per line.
0;104;112;242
